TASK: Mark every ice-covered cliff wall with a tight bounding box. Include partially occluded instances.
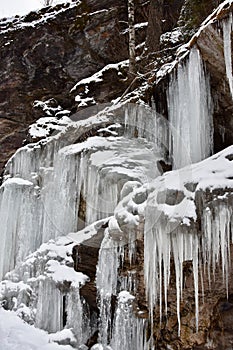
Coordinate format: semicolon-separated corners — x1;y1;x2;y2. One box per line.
0;1;232;350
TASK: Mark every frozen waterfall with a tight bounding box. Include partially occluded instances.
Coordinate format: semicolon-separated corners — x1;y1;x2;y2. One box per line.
167;47;213;169
0;107;162;281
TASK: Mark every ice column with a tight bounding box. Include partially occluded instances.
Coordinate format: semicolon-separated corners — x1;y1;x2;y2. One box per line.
0;179;40;280
66;283;92;347
35;278;63;333
110;291;147;350
223;13;233;99
96;231;124;347
167;47;213;169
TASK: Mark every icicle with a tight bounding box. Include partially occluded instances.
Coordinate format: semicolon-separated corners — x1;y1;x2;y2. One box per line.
223;13;233;99
192;234;199;332
167;47;213;169
110;291;147;350
144;199;232;337
119;270;137;294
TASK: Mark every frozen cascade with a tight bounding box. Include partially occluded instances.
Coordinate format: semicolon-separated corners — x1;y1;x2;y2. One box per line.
144;203;233;336
96;231;124;347
223;12;233;99
35;277;63;333
96;230;148;350
167;47;213;169
0;178;41;280
66;283;93;347
124;103;168;159
110;291;147;350
0;118;160;280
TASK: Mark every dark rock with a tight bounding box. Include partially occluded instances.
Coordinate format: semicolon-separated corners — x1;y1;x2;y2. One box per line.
72;223;107;312
157;189;185;205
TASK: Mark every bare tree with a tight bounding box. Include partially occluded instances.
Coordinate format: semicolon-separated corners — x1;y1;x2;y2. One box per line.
41;0;54;6
128;0;136;78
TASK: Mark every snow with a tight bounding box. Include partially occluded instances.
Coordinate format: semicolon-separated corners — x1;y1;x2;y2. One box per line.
71;60;128;94
29;100;71;139
0;231;91;343
117;291;135;303
121;22;148;34
67;218;110;245
29;116;72;139
2;177;33;187
49;329;76;344
46;260;87;285
0;1;79;34
160;28;183;45
0;308;73;350
75;96;96;107
115;145;233;227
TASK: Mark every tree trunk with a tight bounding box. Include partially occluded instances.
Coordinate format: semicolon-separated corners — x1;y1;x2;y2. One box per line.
128;0;136;78
146;0;185;53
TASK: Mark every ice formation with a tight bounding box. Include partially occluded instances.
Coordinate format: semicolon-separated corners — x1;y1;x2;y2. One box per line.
223;12;233;98
110;291;147;350
109;144;233;338
96;230;148;349
167;47;213;169
0;3;232;349
0;234;92;348
142;146;233;335
0;105;163;281
96;231;124;347
0;308;74;350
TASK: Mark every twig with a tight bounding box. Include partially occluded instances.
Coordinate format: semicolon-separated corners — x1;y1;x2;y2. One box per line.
0;116;25;125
